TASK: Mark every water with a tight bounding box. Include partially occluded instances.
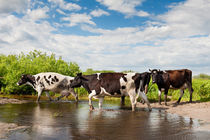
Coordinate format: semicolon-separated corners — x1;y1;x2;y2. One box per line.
0;101;210;140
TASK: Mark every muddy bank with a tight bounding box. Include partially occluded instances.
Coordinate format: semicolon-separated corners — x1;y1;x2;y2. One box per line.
0;122;28;139
0;97;29;104
137;101;210;131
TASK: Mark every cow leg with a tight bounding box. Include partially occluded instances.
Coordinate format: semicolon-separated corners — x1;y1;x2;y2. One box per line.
45;91;53;101
89;91;96;111
187;82;193;103
139;91;152;111
69;88;78;102
99;97;104;110
56;91;69;101
56;94;65;101
121;96;125;106
37;91;42;102
177;89;184;104
158;90;162;105
144;84;148;94
164;89;168;106
129;94;136;111
164;94;167;106
140;84;148;104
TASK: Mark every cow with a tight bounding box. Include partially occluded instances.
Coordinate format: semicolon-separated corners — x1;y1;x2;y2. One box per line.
149;69;193;105
69;72;152;111
121;72;151;105
17;72;78;102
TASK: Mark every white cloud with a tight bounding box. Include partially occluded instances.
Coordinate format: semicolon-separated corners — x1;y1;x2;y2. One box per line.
158;0;210;37
48;0;81;11
0;0;29;14
1;0;210;75
96;0;149;17
90;9;110;17
62;13;96;27
25;6;49;21
56;9;66;15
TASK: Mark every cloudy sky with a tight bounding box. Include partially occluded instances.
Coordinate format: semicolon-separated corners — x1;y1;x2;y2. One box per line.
0;0;210;75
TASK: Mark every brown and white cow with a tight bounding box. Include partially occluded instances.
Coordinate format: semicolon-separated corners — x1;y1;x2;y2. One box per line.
69;72;152;111
149;69;193;105
17;72;78;102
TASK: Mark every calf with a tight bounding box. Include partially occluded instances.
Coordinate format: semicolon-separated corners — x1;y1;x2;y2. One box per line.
69;73;152;111
149;69;193;105
17;72;78;102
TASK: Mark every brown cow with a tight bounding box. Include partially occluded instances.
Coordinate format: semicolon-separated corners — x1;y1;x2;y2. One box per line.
149;69;193;105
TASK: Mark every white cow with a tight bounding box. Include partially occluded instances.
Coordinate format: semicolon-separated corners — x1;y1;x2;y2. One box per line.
17;72;78;102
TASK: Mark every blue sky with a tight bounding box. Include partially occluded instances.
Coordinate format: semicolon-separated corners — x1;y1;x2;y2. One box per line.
0;0;210;75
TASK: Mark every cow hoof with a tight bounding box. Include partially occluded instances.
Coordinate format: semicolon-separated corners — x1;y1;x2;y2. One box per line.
89;105;94;111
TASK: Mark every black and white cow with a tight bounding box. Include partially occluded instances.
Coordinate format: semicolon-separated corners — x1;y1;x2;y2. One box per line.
69;72;152;111
17;72;78;102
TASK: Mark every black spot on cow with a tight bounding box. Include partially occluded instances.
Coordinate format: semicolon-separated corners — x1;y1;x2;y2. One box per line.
48;75;51;79
40;82;45;88
70;80;73;83
54;76;59;82
44;76;50;85
52;78;55;82
121;86;126;89
51;82;54;84
36;76;40;82
122;76;127;82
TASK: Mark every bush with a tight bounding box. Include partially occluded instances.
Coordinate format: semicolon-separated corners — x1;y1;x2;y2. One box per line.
0;50;81;94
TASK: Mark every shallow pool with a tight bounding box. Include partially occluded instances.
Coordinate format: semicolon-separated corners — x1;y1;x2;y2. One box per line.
0;101;209;140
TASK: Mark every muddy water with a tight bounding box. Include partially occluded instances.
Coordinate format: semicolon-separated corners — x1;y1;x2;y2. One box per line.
0;101;210;140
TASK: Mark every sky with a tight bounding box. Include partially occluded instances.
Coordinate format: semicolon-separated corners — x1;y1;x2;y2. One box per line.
0;0;210;75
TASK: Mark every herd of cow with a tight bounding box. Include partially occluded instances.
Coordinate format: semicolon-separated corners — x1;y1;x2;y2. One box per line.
17;69;193;111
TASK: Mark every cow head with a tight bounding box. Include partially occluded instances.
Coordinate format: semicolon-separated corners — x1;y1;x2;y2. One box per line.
17;74;34;86
69;73;88;88
149;69;163;83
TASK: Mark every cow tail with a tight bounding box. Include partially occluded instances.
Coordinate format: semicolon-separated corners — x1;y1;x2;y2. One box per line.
186;69;194;92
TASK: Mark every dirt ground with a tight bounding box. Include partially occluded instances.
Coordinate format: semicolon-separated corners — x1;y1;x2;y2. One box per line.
137;101;210;131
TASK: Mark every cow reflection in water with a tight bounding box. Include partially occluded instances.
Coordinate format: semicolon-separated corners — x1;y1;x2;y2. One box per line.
76;109;151;140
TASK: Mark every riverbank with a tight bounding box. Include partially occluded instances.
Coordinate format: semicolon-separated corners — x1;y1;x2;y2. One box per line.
137;101;210;131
